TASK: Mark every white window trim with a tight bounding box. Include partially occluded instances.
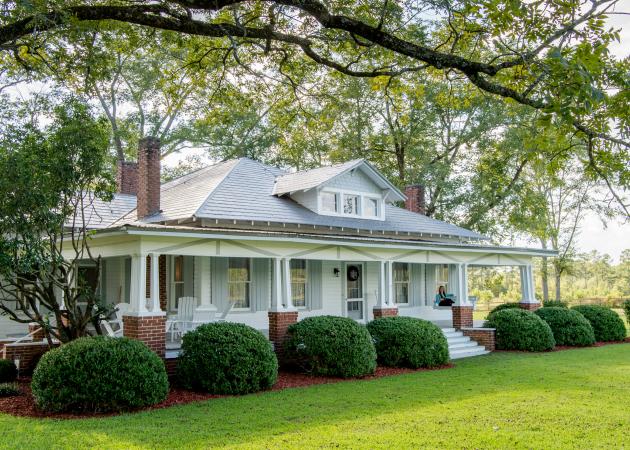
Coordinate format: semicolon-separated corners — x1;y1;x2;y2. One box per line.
291;259;309;310
169;255;185;313
228;257;253;311
436;264;449;296
393;262;411;306
316;188;385;221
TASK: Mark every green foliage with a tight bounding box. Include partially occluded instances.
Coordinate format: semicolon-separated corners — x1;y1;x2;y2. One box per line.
623;300;630;325
571;305;627;342
487;302;521;320
534;307;595;346
0;360;17;383
0;383;21;398
486;309;555;351
0;97;114;342
177;322;278;395
367;317;449;368
285;316;377;378
542;300;568;308
32;337;168;413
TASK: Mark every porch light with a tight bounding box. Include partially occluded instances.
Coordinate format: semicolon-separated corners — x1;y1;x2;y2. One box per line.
333;268;340;277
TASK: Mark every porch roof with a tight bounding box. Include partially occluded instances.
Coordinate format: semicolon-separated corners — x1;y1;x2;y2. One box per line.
93;223;558;258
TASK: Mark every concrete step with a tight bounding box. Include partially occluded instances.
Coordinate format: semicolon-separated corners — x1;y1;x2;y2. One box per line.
441;328;456;333
448;341;479;350
443;331;464;338
449;347;490;359
445;336;470;345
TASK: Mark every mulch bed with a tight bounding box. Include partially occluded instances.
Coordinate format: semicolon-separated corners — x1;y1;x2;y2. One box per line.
0;365;452;420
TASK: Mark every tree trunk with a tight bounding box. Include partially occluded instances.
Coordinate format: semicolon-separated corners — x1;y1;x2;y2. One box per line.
554;268;561;301
540;240;550;302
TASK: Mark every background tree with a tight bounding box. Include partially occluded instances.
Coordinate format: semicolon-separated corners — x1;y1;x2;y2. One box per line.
0;97;114;343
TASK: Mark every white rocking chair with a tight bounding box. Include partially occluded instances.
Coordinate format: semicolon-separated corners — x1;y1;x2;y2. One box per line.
166;297;199;341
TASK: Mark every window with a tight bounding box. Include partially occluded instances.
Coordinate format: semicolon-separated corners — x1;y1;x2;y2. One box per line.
173;255;184;307
393;263;410;304
343;194;359;215
436;264;449;295
321;192;338;213
228;257;251;308
291;259;307;307
364;197;379;217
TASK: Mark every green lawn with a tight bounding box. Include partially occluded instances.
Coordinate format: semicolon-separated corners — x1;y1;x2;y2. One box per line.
2;345;629;449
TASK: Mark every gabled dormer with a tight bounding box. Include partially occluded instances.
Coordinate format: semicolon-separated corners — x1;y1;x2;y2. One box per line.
272;159;406;221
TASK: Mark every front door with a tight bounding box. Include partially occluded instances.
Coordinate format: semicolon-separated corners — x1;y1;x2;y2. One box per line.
345;263;364;320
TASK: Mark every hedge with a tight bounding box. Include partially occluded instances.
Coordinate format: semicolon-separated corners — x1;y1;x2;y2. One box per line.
32;337;168;413
487;302;521;321
542;300;568;308
0;360;17;383
177;322;278;395
534;307;595;346
367;317;449;368
486;309;555;351
571;305;627;342
285;316;377;378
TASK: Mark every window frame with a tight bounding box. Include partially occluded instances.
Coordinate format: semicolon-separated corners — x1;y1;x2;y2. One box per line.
228;257;252;310
318;188;384;220
290;259;308;309
393;262;410;305
436;264;449;297
320;191;339;213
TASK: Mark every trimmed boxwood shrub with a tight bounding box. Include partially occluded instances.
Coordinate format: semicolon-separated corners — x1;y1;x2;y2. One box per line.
0;383;21;398
285;316;376;378
177;322;278;395
487;302;521;320
534;307;595;346
542;300;568;308
32;337;168;413
623;300;630;326
367;317;449;368
0;360;17;383
486;309;555;351
571;305;627;342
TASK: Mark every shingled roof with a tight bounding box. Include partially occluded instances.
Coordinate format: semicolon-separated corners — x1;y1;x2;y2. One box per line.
108;158;486;241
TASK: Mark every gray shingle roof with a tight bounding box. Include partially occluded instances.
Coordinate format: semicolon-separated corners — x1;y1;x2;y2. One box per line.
273;159;363;195
106;158;485;240
82;193;136;229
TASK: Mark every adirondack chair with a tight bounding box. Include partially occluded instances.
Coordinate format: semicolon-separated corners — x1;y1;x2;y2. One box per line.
166;297;198;341
108;302;129;334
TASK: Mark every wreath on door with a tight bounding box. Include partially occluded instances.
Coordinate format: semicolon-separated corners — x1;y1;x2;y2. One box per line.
347;265;360;281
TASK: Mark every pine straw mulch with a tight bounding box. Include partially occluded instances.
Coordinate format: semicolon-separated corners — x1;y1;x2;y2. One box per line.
0;365;452;420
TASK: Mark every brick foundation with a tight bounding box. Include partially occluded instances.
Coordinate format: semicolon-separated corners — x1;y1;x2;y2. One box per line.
164;357;178;377
1;341;59;374
461;327;496;352
123;314;166;358
452;305;474;329
268;311;298;356
28;323;45;342
519;302;541;311
373;307;399;318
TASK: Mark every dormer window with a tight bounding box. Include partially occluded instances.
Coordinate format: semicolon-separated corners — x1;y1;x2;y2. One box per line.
343;194;360;215
321;192;339;213
365;197;379;217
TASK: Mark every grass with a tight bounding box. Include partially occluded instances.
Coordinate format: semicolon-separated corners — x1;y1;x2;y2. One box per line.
1;345;629;449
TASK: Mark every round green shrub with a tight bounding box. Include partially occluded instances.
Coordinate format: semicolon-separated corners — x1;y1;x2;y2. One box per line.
367;317;449;368
534;307;595;346
486;309;555;351
571;305;627;342
623;300;630;326
32;337;168;413
177;322;278;395
542;300;568;308
0;360;17;383
285;316;377;378
0;383;21;398
487;302;521;321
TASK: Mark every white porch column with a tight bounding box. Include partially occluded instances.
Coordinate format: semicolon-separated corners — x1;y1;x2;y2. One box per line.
386;260;396;308
270;257;285;312
149;253;161;312
459;263;470;305
129;254;149;314
194;256;216;321
376;260;387;308
282;258;296;311
520;264;536;303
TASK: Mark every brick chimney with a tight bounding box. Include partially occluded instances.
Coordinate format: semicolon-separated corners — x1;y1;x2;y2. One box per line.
404;184;426;215
116;161;139;195
137;137;161;219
